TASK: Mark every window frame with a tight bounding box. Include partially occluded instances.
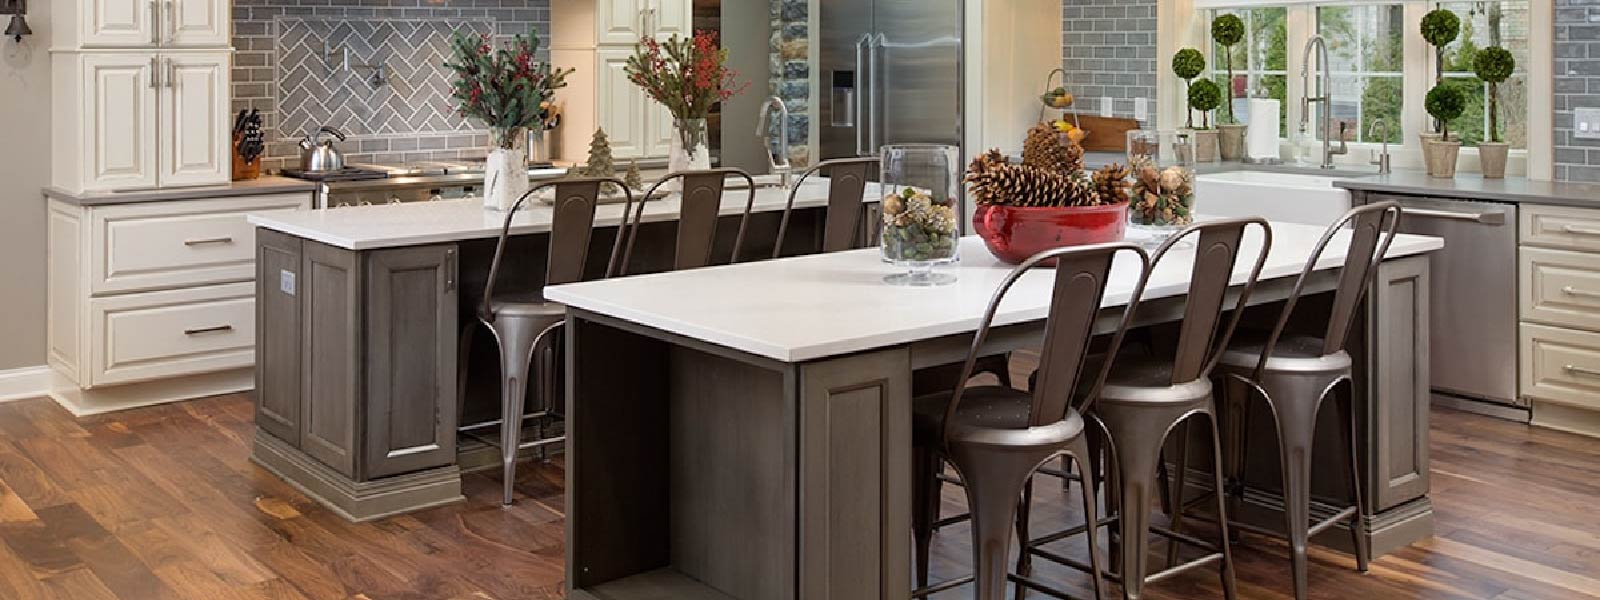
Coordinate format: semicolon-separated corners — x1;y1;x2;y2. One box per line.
1168;0;1551;177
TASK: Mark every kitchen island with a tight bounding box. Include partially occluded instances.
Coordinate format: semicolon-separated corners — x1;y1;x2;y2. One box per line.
546;225;1442;600
245;179;879;521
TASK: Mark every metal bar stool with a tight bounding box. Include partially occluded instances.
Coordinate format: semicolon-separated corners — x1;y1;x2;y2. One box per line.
1026;218;1272;600
1212;202;1401;600
772;157;878;258
458;177;633;505
910;242;1154;600
618;168;757;275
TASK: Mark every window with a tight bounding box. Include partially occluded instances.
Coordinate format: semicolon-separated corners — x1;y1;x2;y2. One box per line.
1315;4;1405;144
1209;8;1289;137
1437;1;1529;148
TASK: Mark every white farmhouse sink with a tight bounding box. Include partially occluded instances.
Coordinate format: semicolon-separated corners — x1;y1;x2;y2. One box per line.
1194;170;1360;227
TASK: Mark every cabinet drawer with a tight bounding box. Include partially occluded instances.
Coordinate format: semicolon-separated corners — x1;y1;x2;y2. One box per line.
1522;248;1600;332
1520;323;1600;410
89;282;256;387
1520;204;1600;252
91;193;309;294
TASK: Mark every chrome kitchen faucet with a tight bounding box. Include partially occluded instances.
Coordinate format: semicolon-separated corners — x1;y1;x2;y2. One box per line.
757;96;793;188
1300;35;1347;170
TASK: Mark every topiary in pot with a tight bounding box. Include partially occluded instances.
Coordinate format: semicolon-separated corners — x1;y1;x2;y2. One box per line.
1188;79;1223;129
1211;14;1244;124
1420;7;1460;141
1474;45;1516;178
1424;83;1467;177
1172;48;1206;129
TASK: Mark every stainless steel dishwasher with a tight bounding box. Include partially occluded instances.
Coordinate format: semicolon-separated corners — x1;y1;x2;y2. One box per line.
1386;195;1520;407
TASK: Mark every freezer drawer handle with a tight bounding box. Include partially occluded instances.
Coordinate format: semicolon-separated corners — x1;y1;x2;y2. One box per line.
184;325;234;336
184;236;235;246
1562;286;1600;299
1404;207;1505;225
1564;364;1600;379
1562;224;1600;237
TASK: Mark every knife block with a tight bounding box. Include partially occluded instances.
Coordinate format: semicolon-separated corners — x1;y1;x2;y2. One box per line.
232;133;262;181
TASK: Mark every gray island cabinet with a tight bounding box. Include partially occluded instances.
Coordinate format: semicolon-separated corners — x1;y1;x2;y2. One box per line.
245;183;872;520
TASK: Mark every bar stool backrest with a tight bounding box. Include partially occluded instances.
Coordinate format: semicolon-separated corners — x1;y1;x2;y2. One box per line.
1149;218;1274;385
480;177;632;320
943;243;1153;439
772;157;878;258
622;168;757;274
1253;202;1403;378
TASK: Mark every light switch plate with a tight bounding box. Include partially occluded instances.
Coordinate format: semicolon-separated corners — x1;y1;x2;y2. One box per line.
1576;108;1600;139
1134;97;1149;122
1100;97;1114;118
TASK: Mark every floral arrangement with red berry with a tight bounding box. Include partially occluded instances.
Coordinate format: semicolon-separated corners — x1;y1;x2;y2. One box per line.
444;29;574;149
624;31;748;152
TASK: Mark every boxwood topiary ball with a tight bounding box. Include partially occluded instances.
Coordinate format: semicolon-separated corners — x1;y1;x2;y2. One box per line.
1425;83;1466;122
1474;46;1515;84
1212;14;1244;48
1189;79;1223;113
1172;48;1206;80
1421;9;1460;47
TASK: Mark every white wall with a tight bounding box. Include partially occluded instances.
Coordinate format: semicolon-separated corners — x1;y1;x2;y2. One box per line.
0;1;51;371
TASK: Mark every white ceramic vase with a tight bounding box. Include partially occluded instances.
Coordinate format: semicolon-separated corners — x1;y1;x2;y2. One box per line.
484;128;529;212
668;118;711;190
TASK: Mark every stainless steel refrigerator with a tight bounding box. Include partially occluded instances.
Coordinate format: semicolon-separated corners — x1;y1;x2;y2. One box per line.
818;0;963;160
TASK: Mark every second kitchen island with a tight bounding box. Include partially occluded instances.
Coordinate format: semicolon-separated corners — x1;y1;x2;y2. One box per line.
245;181;875;521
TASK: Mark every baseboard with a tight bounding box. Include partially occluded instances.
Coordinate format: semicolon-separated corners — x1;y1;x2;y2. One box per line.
0;366;52;403
1531;402;1600;439
48;368;254;416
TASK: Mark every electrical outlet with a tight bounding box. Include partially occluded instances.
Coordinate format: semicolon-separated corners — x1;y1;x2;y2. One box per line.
1100;97;1114;118
1576;108;1600;139
1134;98;1149;122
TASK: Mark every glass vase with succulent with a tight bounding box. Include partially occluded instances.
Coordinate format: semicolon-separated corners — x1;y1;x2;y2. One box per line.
625;31;747;181
445;29;573;211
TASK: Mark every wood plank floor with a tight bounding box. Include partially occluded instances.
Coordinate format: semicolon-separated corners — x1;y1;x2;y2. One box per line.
0;392;1596;599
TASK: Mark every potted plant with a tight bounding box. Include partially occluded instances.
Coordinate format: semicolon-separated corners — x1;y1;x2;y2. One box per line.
1212;14;1248;160
1424;83;1466;178
445;29;572;211
1419;7;1461;166
1188;79;1224;163
1474;45;1515;178
1171;49;1203;130
625;32;747;184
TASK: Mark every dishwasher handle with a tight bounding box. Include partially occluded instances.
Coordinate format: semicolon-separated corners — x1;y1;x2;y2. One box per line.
1403;206;1507;226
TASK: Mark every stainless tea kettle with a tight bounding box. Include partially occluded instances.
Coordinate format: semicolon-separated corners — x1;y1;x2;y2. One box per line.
299;126;348;172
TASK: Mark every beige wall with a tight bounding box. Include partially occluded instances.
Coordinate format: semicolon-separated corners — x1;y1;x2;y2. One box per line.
0;0;51;371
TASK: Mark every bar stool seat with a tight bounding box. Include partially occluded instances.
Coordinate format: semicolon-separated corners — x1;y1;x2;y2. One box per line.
487;294;568;319
1219;333;1351;372
912;387;1078;442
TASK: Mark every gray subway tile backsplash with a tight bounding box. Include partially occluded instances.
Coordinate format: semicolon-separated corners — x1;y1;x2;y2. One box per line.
1061;0;1156;125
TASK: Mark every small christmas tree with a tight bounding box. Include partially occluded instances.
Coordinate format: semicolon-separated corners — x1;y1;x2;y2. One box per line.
582;128;618;193
624;159;643;191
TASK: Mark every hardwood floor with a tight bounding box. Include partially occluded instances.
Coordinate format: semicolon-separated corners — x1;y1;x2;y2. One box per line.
0;392;1596;599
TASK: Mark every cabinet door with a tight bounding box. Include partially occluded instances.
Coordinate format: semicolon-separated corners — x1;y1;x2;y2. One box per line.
166;0;230;47
596;0;645;45
81;0;159;47
649;0;692;40
363;245;459;479
82;54;160;191
160;52;230;187
256;228;302;445
647;98;675;159
301;242;361;478
597;47;646;159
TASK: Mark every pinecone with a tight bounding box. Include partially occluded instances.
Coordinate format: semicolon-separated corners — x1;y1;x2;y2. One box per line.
966;148;1100;207
1022;122;1081;174
1093;163;1133;206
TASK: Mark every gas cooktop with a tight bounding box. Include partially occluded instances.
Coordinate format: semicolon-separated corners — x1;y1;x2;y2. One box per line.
280;168;390;182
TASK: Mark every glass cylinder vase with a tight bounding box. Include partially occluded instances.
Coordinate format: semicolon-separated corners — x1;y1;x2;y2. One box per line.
669;118;711;171
483;127;529;212
1125;130;1196;247
879;144;961;286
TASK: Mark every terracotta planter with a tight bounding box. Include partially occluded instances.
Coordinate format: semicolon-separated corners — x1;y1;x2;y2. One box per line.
1426;139;1461;178
1217;123;1248;161
1478;142;1510;179
1419;132;1443;170
1188;129;1220;163
972;202;1128;265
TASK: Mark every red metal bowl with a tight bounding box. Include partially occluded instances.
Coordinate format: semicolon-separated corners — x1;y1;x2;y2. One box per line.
973;202;1128;265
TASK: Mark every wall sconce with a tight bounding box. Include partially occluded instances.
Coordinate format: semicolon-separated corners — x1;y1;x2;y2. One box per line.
2;0;30;43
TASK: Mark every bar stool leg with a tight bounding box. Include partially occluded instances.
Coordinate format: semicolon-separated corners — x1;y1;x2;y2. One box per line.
492;318;538;506
1067;435;1107;600
1274;391;1316;600
910;445;942;588
1013;477;1035;599
945;444;1052;600
1165;422;1192;568
1111;435;1159;600
1204;410;1239;600
1334;380;1370;572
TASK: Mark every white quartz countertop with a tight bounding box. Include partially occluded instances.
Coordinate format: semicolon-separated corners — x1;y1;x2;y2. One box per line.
545;223;1444;363
246;178;870;250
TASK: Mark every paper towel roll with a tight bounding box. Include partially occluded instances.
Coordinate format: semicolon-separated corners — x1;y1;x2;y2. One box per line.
1246;99;1281;161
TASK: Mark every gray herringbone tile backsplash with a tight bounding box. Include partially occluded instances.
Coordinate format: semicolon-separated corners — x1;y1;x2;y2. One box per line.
233;0;550;172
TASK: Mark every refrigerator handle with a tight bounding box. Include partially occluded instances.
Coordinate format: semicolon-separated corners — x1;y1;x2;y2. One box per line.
868;34;882;155
855;35;869;157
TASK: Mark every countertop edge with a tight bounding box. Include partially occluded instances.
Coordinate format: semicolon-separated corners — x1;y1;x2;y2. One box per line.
45;178;317;206
1334;176;1600;208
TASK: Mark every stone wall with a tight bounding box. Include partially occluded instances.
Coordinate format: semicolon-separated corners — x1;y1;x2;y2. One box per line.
769;0;812;166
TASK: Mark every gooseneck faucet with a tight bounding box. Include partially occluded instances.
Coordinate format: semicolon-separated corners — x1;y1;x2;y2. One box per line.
757;96;793;187
1300;35;1347;169
1369;119;1392;174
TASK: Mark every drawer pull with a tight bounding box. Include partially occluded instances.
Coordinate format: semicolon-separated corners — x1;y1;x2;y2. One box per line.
1562;286;1600;299
1563;224;1600;237
183;325;234;336
1565;365;1600;379
183;237;235;246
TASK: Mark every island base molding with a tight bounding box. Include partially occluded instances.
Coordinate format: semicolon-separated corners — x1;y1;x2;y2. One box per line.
1232;487;1435;558
251;432;464;522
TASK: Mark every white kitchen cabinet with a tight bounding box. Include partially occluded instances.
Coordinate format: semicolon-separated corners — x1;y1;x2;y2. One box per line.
1520;204;1600;438
647;0;692;39
55;50;231;193
594;0;692;45
552;0;692;163
596;47;648;158
64;0;229;48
